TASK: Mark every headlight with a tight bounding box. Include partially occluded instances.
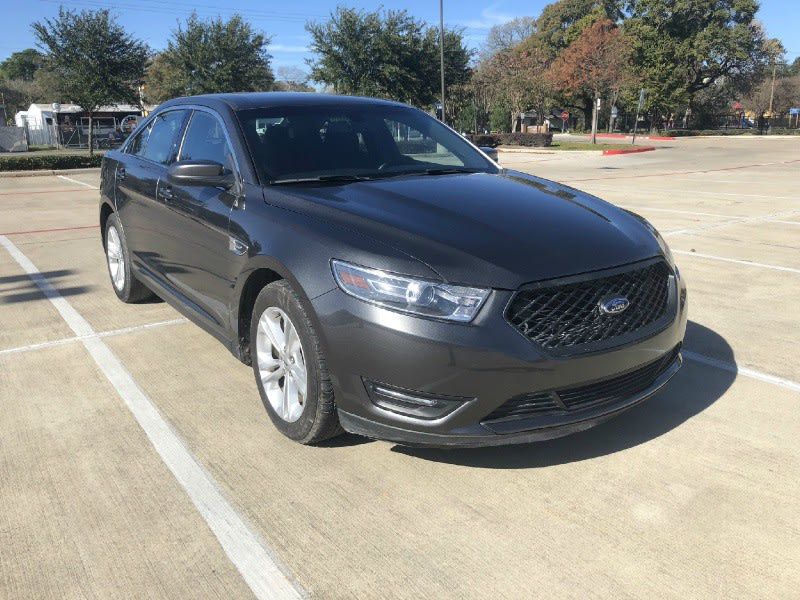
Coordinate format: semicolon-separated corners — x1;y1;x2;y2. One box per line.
331;260;490;322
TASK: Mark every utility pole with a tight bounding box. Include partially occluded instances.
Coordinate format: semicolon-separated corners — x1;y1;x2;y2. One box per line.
439;0;446;125
768;60;777;117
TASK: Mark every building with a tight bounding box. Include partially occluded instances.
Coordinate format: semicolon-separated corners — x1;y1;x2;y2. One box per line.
16;103;143;147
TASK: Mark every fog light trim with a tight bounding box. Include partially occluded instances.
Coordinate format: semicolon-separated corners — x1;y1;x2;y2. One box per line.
363;380;471;420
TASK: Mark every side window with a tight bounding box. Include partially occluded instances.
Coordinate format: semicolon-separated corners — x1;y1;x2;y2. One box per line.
384;118;464;167
179;111;235;171
140;110;188;165
126;122;151;156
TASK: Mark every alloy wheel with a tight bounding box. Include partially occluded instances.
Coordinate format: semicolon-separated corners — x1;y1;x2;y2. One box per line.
106;225;125;291
256;306;308;423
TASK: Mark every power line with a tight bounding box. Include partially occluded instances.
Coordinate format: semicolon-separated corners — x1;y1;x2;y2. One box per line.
37;0;324;23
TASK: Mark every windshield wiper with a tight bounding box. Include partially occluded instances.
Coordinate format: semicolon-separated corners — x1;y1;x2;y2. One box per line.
271;174;373;185
420;168;483;176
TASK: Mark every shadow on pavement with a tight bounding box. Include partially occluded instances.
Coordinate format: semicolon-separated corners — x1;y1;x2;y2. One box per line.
392;321;735;469
0;268;95;304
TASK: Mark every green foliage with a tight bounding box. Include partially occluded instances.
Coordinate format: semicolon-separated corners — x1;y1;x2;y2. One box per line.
306;7;471;108
32;8;148;112
490;102;513;132
534;0;620;54
624;0;766;113
0;49;44;81
32;8;147;154
467;132;553;147
0;153;103;171
145;13;274;103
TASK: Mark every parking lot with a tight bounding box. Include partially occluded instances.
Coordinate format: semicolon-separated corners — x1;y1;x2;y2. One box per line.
1;136;798;598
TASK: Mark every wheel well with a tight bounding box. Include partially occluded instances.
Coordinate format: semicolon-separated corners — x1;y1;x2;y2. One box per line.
99;202;114;245
237;268;283;364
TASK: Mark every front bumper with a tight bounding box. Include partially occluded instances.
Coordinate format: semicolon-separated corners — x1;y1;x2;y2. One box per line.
311;273;688;447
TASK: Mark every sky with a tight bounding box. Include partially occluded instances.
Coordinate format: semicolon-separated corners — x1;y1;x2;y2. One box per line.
0;0;798;74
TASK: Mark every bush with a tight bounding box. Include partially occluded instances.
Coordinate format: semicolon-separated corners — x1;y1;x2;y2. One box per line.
467;134;499;147
0;153;103;171
468;132;553;148
497;132;553;147
395;139;437;154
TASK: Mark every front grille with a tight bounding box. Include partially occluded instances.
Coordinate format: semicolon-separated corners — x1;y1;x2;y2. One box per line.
483;345;680;423
506;259;672;354
484;392;559;421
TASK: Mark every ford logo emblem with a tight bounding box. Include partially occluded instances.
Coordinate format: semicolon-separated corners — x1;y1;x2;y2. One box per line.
599;296;630;315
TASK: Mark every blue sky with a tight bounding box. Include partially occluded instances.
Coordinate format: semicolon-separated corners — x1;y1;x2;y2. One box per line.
0;0;797;73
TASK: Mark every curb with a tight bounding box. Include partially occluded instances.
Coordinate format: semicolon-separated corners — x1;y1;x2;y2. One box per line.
591;133;628;139
647;136;675;141
602;146;656;156
0;167;101;178
496;147;557;154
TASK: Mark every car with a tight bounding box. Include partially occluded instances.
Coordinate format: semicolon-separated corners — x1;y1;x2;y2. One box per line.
99;92;687;447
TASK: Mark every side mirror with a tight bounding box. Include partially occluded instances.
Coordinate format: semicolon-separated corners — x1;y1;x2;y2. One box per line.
480;146;499;161
168;160;234;189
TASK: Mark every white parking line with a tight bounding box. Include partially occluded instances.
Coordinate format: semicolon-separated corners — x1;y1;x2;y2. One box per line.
0;318;188;357
0;234;303;600
57;174;99;189
619;206;732;218
683;351;800;393
672;250;800;274
589;185;800;201
664;210;800;236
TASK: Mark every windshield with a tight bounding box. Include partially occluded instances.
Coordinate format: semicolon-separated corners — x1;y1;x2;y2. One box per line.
236;103;498;183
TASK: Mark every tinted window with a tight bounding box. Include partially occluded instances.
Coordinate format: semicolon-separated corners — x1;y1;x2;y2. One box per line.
384;119;460;167
140;110;187;165
127;122;150;156
237;105;495;182
179;111;235;170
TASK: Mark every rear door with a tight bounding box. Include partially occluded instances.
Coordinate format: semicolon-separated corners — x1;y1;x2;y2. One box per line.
115;109;189;278
159;108;242;332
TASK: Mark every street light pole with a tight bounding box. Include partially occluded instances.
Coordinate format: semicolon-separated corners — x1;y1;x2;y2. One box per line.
439;0;446;124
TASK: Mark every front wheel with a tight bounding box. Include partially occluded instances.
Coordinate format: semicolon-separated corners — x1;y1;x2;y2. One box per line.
104;213;154;303
250;280;342;444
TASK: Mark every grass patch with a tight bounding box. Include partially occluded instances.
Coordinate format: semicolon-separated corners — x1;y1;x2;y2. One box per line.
549;141;644;151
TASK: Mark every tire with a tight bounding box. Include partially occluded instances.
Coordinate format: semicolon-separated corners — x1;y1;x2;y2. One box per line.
250;280;343;444
104;213;154;303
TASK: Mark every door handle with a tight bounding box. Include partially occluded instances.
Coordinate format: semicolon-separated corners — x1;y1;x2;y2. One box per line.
158;184;174;201
117;166;126;181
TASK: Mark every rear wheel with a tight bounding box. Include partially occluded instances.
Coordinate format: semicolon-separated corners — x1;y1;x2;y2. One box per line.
104;213;154;303
250;280;342;444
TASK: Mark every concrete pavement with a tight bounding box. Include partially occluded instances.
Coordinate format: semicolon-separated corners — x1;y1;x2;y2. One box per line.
1;136;799;598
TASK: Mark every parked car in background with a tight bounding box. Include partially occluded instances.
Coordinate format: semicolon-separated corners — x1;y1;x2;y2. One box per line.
100;93;687;447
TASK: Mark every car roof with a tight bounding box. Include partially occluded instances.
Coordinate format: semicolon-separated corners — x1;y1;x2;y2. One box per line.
158;92;409;113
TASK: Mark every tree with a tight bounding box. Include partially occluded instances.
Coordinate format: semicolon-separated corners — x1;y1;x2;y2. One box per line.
474;42;554;132
481;17;537;58
624;0;767;120
144;13;274;103
535;0;621;53
0;49;44;81
744;74;800;130
32;8;148;154
547;19;631;142
306;7;471;108
273;66;314;92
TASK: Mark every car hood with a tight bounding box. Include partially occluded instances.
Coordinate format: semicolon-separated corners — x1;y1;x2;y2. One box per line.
265;170;664;289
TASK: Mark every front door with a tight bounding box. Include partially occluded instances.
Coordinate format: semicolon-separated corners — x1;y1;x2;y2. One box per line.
116;109;189;278
160;109;242;333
